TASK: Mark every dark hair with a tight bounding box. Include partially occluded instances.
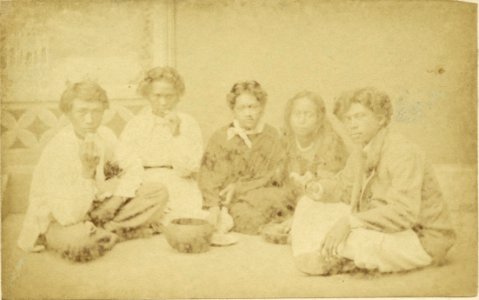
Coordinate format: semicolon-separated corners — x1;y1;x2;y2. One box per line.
137;66;185;98
283;90;328;138
333;87;393;126
59;80;109;113
226;80;267;109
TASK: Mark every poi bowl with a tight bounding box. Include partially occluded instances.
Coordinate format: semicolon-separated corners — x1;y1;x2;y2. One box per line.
164;218;214;253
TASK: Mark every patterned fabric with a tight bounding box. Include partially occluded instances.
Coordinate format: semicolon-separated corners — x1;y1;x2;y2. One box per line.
198;123;290;234
283;122;349;201
44;182;168;262
284;122;349;177
226;119;265;148
199;123;285;208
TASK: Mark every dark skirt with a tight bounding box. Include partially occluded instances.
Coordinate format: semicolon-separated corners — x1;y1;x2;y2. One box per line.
228;187;295;235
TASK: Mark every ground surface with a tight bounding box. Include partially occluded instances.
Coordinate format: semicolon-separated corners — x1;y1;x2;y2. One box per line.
2;209;477;299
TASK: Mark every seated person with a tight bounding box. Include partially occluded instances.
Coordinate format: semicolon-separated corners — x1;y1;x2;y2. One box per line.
17;81;168;262
119;67;206;224
198;81;291;235
264;91;349;240
293;87;456;275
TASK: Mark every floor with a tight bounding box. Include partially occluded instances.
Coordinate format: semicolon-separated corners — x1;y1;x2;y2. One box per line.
2;209;477;299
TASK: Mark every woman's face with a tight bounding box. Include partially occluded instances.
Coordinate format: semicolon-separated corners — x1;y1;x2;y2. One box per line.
146;79;180;117
233;93;264;130
290;97;321;138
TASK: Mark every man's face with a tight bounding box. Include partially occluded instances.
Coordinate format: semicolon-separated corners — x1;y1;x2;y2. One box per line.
67;99;105;139
233;93;264;130
147;80;180;117
343;103;384;146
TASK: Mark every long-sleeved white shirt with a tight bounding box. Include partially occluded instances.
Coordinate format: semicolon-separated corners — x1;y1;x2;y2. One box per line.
119;109;203;176
18;124;143;252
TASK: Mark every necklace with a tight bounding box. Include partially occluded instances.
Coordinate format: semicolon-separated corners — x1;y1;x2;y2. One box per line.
295;138;315;152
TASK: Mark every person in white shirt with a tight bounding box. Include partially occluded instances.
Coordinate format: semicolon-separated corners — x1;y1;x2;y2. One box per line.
18;81;169;262
119;67;206;225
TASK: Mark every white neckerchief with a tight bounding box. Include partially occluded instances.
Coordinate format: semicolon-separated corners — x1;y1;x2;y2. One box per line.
226;119;264;148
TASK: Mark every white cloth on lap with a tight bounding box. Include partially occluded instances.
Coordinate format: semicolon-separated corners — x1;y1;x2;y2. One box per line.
292;195;432;273
291;195;350;257
339;228;432;272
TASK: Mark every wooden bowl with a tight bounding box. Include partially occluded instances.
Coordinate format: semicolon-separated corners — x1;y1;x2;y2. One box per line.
164;218;214;253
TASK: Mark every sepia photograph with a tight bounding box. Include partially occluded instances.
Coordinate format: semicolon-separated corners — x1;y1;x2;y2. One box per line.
1;0;477;298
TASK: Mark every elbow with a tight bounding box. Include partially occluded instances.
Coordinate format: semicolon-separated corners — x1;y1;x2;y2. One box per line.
383;208;418;232
396;203;420;230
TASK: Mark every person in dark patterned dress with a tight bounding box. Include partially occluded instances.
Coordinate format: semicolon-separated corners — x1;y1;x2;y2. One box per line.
198;81;291;235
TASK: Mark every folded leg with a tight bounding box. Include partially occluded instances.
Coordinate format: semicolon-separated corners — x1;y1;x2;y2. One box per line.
103;182;169;235
294;228;433;275
292;196;351;275
291;196;432;275
44;222;118;262
339;228;433;273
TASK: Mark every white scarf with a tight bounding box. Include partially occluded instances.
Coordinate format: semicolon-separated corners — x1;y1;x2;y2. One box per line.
226;119;264;148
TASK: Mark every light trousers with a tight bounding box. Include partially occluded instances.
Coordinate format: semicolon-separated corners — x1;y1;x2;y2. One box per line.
292;196;432;275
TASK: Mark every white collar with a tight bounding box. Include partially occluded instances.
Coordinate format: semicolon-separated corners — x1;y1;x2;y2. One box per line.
295;137;315;152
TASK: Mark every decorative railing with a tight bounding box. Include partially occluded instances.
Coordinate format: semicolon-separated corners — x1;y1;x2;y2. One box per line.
1;99;149;167
1;0;176;166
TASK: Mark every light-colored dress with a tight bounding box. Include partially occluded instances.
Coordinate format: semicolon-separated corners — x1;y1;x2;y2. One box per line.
119;109;206;223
